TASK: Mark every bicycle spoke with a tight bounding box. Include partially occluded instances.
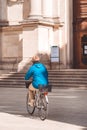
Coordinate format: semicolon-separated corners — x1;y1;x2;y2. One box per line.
38;96;48;120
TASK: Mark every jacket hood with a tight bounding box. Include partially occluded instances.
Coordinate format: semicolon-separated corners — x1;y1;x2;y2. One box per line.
34;62;42;68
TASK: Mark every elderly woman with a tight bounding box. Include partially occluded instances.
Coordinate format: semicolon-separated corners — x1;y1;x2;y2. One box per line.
25;55;49;106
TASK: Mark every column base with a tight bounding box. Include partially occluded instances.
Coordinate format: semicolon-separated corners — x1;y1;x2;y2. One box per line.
0;21;9;26
21;18;61;29
28;15;43;20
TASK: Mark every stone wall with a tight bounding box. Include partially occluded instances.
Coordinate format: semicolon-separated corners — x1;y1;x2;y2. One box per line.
0;0;74;72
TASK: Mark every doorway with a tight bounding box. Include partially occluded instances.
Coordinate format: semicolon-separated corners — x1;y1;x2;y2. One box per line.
73;0;87;68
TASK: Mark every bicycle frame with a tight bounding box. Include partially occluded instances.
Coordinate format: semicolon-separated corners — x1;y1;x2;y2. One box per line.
26;85;49;120
35;88;49;107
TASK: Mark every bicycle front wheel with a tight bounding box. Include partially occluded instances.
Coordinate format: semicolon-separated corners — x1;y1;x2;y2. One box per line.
26;93;35;115
38;95;48;120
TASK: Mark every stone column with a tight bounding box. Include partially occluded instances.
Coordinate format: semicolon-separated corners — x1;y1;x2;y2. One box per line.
0;0;8;25
42;0;58;19
42;0;53;18
28;0;42;19
52;0;58;17
65;0;73;68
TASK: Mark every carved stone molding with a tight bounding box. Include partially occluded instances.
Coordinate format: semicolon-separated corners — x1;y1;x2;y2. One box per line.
0;21;9;27
0;25;22;32
9;0;18;1
8;0;24;3
21;19;62;29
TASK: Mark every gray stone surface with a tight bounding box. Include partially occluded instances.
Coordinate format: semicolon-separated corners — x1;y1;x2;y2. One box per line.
0;87;87;130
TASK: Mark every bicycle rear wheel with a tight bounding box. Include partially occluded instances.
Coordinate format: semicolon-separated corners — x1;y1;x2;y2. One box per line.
26;93;35;115
38;95;48;120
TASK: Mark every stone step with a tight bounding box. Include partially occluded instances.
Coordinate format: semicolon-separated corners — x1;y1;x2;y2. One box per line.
0;84;25;88
2;69;87;75
51;84;87;88
0;69;87;88
0;79;87;85
0;83;86;88
48;69;87;72
0;78;86;84
50;80;87;84
1;73;87;78
0;77;87;82
0;77;87;81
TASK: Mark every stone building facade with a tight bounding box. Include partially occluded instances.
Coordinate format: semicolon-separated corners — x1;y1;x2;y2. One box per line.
0;0;86;72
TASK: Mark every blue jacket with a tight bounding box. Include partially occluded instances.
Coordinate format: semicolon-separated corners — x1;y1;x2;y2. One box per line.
25;62;49;89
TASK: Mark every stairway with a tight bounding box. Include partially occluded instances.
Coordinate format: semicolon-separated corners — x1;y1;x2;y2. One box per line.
48;69;87;88
0;69;87;88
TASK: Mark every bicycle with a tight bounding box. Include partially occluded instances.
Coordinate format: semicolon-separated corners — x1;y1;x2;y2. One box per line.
25;81;51;120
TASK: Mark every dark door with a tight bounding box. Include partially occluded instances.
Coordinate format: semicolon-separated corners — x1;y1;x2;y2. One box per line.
73;0;87;68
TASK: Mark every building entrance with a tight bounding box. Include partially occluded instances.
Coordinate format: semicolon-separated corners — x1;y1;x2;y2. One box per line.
73;0;87;68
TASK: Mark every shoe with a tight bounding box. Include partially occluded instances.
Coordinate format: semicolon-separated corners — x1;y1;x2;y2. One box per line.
28;99;35;107
28;102;34;107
